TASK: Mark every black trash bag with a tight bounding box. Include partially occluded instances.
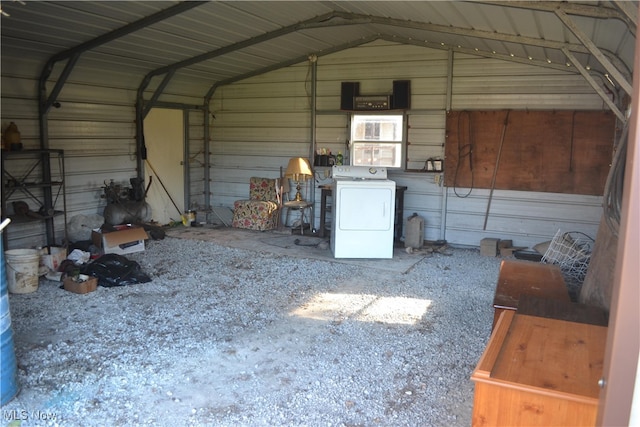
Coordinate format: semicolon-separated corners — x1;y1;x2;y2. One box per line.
81;253;151;287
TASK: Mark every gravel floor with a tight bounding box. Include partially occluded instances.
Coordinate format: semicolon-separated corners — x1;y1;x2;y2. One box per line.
2;235;502;426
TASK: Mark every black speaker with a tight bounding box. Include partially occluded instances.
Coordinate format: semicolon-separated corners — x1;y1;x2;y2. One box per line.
340;82;360;110
392;80;411;109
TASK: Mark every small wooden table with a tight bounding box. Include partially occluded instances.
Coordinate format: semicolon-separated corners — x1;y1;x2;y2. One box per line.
492;259;570;329
471;310;607;426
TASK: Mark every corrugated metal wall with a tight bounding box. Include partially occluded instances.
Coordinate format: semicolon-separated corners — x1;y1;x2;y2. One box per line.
1;58;204;249
2;39;610;249
211;40;609;248
210;63;314;207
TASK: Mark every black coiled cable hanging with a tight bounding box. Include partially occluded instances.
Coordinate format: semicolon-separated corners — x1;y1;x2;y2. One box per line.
453;111;474;198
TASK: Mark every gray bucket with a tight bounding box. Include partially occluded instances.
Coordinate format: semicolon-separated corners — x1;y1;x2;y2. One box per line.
1;239;20;404
5;249;40;294
404;213;425;249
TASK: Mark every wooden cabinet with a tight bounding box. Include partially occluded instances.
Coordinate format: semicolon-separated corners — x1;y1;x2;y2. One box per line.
471;310;607;426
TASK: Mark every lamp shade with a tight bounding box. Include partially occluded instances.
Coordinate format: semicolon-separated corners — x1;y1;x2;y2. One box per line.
285;157;312;180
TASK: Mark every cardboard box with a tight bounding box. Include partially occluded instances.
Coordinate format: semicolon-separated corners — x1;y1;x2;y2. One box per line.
39;246;67;272
480;238;500;257
91;225;148;255
498;240;513;249
63;276;98;294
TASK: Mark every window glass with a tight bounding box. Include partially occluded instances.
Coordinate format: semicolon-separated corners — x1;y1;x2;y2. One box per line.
351;115;404;168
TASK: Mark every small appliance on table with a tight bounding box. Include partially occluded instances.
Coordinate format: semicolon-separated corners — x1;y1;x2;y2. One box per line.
331;165;396;259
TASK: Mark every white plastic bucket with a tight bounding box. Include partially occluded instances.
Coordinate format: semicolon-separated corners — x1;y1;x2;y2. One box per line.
4;249;40;294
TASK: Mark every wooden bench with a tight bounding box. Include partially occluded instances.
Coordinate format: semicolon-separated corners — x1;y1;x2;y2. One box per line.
492;259;571;330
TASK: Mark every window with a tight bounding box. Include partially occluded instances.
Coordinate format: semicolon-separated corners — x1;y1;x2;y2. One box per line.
351;114;404;168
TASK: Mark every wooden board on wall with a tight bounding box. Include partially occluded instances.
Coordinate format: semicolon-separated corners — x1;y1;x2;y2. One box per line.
444;110;615;195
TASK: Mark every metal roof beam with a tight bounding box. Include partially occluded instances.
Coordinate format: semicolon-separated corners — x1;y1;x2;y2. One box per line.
39;1;205;149
381;34;623;119
158;9;600;96
142;69;176;119
329;11;631;80
555;9;632;96
139;10;348;183
329;11;580;51
153;9;607;98
477;1;635;37
562;47;626;123
143;11;341;83
140;10;630;108
380;34;576;73
473;1;629;20
139;11;345;110
205;35;380;101
44;54;79;112
611;1;638;31
40;1;206;97
48;1;207;65
142;10;630;104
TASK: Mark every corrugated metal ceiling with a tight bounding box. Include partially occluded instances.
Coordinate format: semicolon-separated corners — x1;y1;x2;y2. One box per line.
0;1;636;103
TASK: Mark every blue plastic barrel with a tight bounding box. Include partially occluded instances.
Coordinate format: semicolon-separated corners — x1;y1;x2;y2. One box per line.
1;236;19;405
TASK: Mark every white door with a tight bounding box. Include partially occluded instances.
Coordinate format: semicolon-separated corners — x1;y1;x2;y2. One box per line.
143;108;184;225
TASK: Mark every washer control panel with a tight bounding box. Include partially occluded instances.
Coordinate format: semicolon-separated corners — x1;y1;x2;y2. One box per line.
332;165;388;179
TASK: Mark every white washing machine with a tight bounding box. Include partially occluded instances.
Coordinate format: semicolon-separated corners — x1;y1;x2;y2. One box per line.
331;166;396;259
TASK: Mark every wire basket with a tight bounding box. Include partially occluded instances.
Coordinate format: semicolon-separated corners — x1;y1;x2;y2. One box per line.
541;229;594;287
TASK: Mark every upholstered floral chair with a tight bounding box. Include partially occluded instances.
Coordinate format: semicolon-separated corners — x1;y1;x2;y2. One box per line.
232;177;281;231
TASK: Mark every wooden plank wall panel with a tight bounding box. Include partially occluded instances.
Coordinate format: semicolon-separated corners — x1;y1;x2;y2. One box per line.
444;110;615;195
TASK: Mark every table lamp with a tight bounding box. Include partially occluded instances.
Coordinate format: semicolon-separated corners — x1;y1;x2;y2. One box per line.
285;157;313;202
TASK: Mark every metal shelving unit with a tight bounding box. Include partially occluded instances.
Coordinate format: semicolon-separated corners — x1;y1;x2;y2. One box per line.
1;149;67;248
